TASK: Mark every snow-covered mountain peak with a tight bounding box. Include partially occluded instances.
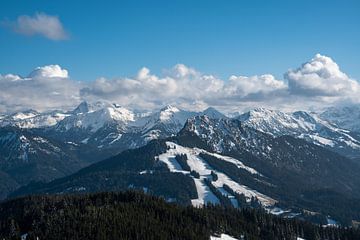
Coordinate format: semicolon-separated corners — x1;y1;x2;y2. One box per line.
320;105;360;132
237;107;360;157
11;110;39;120
0;110;69;129
247;108;285;118
201;107;226;119
105;105;135;122
158;105;181;121
57;102;135;132
160;104;179;112
71;101;117;114
72;101;90;114
130;106;197;137
238;108;311;133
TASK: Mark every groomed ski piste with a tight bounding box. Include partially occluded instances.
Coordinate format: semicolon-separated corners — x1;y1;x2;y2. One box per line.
157;141;276;208
210;233;240;240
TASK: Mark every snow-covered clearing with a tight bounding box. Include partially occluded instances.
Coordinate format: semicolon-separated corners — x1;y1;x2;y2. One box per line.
210;233;239;240
157;142;276;207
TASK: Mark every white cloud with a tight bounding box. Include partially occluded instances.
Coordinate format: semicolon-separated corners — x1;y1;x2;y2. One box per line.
0;54;358;114
29;65;69;78
80;64;225;110
285;54;359;97
225;74;287;97
5;12;68;40
0;74;21;81
0;65;79;113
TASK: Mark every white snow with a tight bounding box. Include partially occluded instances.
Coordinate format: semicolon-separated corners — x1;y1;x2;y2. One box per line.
32;136;49;144
139;170;154;175
21;233;28;240
159;105;180;121
12;112;37;120
60;106;134;132
239;108;360;153
142;129;161;141
66;141;78;146
0;111;70;128
324;217;338;227
157;142;276;207
191;177;220;206
266;207;292;216
308;135;335;147
109;134;122;144
131;105;198;134
210;234;239;240
203;151;261;176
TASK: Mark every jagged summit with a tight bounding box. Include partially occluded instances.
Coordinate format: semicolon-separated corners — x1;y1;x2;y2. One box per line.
159;104;180;112
237;107;360;157
1;103;360;157
57;101;135;133
320;105;360;132
71;101;90;114
201;107;226;119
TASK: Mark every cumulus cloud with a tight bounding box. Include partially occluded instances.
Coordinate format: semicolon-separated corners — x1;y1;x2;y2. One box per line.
28;65;69;78
82;65;199;108
80;64;280;110
0;65;79;113
4;12;68;40
285;54;359;97
225;74;287;97
0;54;359;114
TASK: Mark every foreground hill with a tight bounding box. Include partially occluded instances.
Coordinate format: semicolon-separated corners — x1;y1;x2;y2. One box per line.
1;191;359;240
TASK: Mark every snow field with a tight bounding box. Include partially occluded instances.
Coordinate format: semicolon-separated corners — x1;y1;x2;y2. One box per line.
157;142;276;207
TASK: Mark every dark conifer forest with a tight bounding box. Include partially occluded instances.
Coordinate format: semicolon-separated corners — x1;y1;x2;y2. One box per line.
0;191;359;240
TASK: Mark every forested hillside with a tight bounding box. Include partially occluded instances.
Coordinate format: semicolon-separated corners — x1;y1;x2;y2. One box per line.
1;191;359;240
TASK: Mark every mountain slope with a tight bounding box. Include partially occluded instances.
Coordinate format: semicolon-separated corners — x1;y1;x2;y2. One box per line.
237;108;360;158
11;140;198;205
0;110;69;129
179;116;360;196
0;127;89;191
130;105;199;141
320;105;360;133
178;116;360;224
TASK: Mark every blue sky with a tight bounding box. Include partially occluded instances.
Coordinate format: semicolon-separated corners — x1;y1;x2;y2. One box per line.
1;0;359;80
0;0;359;113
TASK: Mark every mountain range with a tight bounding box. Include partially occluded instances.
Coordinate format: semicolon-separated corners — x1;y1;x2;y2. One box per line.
1;102;360;225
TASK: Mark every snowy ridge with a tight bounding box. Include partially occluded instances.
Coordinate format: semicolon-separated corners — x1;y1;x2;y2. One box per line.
11;102;359;158
201;107;226;119
182;115;276;159
56;102;135;132
210;234;239;240
0;102;227;149
157;142;276;207
238;108;360;157
131;105;198;133
320;105;360;133
0;110;69;128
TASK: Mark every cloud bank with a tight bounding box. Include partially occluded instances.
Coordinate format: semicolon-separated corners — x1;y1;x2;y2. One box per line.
285;54;359;97
4;12;68;40
0;65;80;113
0;54;359;113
